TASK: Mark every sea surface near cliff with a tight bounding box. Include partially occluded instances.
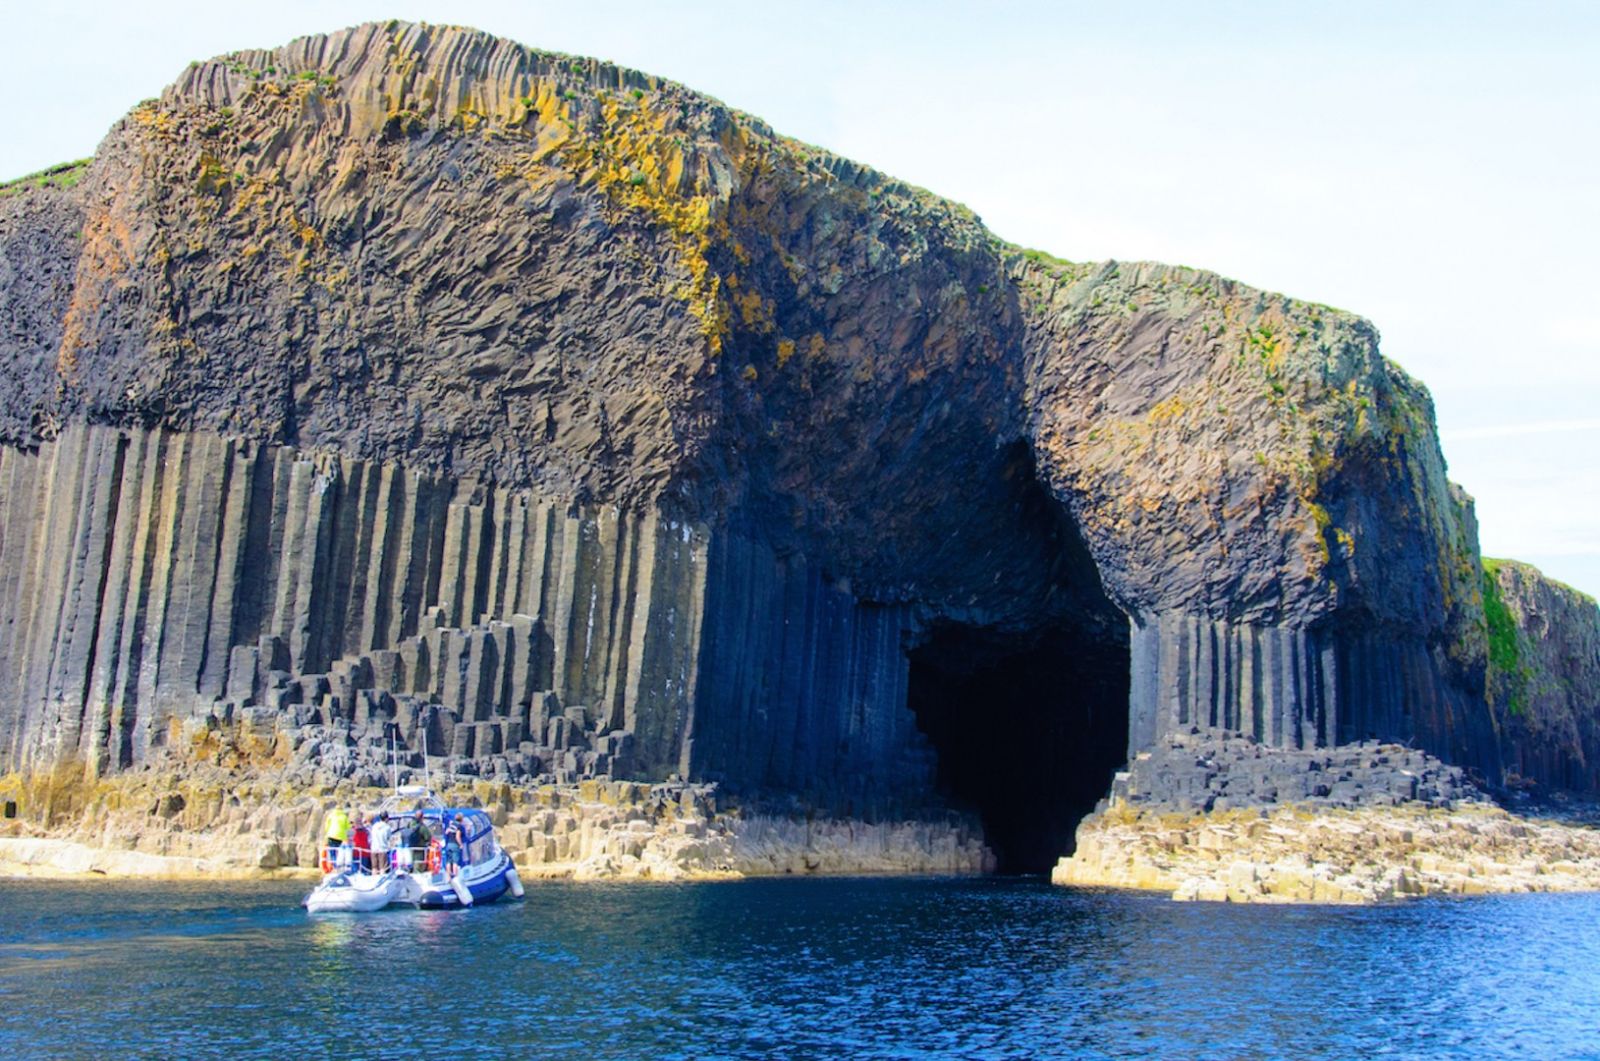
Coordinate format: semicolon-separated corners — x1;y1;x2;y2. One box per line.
2;879;1598;1059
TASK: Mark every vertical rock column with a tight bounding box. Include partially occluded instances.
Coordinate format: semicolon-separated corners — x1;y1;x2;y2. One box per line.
689;532;932;814
0;428;458;772
1125;610;1496;773
1129;612;1344;755
21;430;126;763
0;426;726;783
435;496;718;779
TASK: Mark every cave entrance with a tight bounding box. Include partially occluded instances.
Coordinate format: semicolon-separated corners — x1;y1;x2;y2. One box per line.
907;621;1129;875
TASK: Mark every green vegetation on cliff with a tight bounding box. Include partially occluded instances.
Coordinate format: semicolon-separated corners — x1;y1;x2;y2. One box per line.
0;158;92;196
1481;558;1600;793
1482;558;1526;715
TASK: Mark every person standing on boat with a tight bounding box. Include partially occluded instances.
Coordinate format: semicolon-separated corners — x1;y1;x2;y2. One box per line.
369;811;392;872
322;805;351;869
406;810;431;869
442;813;466;878
350;814;371;873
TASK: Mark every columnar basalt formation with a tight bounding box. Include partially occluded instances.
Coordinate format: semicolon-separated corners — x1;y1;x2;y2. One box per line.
1;21;1595;872
0;422;709;784
1485;560;1600;794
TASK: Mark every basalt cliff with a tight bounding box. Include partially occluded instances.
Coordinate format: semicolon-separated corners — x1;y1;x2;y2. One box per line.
2;21;1597;877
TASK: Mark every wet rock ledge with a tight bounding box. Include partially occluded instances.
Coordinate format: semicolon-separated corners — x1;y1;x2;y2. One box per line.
1052;735;1600;902
1054;802;1600;903
0;750;992;882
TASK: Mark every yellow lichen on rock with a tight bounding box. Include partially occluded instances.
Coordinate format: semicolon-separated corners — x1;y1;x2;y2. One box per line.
1053;801;1600;904
557;92;729;352
0;751;993;883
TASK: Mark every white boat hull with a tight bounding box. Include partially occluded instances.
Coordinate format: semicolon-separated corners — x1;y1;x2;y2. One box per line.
303;870;414;913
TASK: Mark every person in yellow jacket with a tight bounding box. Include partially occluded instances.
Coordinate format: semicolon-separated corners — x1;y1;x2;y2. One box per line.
323;805;352;867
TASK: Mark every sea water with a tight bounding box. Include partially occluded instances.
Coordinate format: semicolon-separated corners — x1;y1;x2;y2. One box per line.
1;876;1597;1059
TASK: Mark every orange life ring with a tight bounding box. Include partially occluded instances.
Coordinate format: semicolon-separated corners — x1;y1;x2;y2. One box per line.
320;847;333;874
426;839;442;872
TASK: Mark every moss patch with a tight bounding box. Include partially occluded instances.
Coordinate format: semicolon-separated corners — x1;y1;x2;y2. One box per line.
1482;558;1526;715
0;158;92;197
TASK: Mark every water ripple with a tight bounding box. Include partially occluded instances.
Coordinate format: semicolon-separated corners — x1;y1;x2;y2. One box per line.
1;877;1597;1059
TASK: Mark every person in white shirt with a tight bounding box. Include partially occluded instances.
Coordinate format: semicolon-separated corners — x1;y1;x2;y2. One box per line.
369;811;392;872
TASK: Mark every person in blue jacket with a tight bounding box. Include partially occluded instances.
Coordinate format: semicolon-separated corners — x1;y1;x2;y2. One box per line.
442;813;467;878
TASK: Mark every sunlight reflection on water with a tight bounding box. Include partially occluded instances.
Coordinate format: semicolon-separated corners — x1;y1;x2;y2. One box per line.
1;877;1597;1059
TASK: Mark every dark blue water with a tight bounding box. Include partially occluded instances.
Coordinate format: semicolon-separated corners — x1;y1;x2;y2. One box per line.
1;877;1598;1059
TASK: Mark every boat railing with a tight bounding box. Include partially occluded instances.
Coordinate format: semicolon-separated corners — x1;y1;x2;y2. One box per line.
322;843;482;875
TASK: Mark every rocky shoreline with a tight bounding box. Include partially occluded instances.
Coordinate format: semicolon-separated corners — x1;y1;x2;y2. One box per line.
6;731;1598;900
0;759;993;883
8;759;1600;903
1053;800;1600;903
1045;734;1600;903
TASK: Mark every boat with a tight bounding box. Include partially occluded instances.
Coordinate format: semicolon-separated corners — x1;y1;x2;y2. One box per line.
303;868;420;913
302;785;524;913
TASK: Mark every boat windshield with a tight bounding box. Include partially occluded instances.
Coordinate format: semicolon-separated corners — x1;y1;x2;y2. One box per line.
454;809;496;864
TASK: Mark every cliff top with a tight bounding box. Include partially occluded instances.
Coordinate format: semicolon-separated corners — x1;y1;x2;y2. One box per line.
1486;557;1598;609
0;19;1487;639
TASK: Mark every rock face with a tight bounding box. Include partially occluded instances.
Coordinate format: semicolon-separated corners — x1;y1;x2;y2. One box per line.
1053;801;1600;903
0;769;993;881
0;21;1591;869
0;423;708;784
1486;560;1600;794
1107;734;1483;814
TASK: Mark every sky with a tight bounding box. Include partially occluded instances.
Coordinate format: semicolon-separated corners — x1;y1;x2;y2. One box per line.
3;1;1597;598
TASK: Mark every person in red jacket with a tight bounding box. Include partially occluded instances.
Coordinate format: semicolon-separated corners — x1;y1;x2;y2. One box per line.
350;815;372;873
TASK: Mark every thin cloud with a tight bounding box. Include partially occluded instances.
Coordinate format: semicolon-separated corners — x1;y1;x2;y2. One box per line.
1440;418;1600;441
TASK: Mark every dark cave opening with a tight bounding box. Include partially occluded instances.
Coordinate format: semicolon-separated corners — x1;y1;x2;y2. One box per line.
907;622;1130;875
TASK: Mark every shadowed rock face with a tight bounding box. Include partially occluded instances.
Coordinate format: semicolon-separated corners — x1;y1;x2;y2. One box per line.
1486;561;1600;795
0;21;1583;850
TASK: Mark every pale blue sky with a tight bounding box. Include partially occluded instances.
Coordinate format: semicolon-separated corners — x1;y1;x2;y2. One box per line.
5;1;1597;597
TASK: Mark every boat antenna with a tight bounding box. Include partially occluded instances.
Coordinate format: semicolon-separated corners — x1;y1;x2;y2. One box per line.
423;704;433;796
